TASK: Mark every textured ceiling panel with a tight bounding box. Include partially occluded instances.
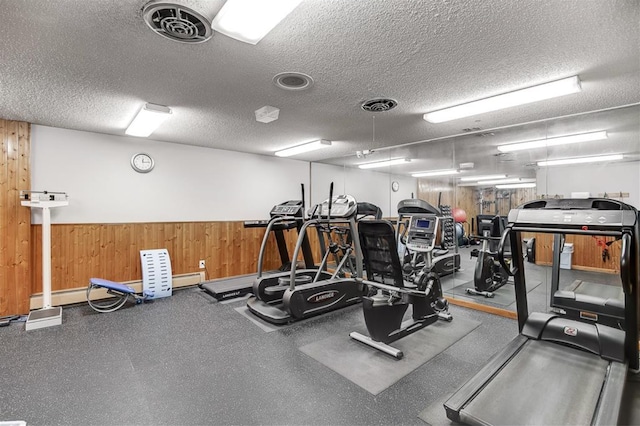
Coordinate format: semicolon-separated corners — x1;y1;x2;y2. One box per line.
0;0;638;167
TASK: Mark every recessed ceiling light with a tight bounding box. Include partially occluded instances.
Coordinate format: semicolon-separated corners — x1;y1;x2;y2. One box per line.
423;76;582;123
273;72;314;91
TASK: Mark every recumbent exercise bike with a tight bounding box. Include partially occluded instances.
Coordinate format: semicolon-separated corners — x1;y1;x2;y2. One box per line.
350;214;452;359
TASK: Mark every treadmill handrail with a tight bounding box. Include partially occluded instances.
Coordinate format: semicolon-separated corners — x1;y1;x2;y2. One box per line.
498;226;516;276
257;216;297;278
620;232;632;295
510;226;622;236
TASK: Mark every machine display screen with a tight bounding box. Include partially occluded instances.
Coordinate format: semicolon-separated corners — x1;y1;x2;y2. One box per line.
415;219;431;229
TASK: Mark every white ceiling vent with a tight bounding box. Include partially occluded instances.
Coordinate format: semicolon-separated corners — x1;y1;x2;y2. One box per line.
273;72;314;91
142;1;214;43
361;98;398;112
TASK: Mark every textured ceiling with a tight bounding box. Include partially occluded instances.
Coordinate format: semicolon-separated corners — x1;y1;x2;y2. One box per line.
0;0;638;169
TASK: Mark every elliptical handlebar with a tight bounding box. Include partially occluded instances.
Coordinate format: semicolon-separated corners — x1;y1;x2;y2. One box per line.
498;226;517;276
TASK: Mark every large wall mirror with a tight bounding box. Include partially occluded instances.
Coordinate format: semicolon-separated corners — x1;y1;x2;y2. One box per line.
311;104;640;316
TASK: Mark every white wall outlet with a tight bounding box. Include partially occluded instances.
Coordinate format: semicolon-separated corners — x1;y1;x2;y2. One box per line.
199;260;206;269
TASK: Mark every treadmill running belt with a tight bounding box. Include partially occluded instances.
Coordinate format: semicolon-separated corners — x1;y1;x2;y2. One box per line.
568;280;624;302
461;340;610;426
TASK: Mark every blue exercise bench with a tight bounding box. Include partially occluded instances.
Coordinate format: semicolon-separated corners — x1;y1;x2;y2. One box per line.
87;278;152;313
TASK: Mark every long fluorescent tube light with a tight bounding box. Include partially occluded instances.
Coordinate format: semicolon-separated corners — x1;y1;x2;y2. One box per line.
411;169;459;178
423;76;582;123
497;130;608;153
477;177;534;185
211;0;303;45
275;139;331;157
125;103;172;137
459;174;506;182
496;183;537;189
537;154;624;167
358;158;410;169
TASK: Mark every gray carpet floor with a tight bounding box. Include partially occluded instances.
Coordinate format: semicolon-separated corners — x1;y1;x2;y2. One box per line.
1;257;636;426
0;287;518;426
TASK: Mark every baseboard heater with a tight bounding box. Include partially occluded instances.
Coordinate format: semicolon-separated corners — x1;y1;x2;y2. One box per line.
29;272;205;310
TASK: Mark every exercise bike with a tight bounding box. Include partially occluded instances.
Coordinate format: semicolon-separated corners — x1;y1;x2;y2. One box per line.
350;214;452;359
466;215;510;298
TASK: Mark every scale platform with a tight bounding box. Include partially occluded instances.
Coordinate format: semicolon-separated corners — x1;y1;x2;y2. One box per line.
25;307;62;331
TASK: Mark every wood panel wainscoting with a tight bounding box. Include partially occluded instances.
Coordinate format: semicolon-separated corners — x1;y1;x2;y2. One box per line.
28;222;302;311
529;232;622;274
0;119;31;317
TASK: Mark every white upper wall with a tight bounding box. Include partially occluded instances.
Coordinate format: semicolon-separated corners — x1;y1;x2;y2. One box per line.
31;125;311;223
537;161;640;208
311;163;418;217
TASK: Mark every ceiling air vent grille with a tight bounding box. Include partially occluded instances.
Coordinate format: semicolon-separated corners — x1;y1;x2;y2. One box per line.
361;98;398;112
143;2;213;43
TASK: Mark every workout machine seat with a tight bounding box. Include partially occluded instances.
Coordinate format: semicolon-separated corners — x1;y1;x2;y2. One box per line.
87;278;151;313
351;220;451;359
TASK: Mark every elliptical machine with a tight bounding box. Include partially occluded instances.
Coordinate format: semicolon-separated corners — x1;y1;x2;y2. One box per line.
396;199;460;280
466;214;510;298
350;214;452;359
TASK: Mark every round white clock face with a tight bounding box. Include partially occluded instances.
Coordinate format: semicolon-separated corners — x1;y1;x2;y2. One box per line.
391;181;400;192
131;153;154;173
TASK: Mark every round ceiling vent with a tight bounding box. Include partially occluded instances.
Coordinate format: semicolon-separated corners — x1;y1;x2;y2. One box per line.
273;72;314;91
143;2;213;43
361;98;398;112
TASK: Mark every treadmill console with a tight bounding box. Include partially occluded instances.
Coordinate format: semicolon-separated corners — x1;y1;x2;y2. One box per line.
508;197;637;229
270;200;303;217
405;214;439;252
315;194;358;219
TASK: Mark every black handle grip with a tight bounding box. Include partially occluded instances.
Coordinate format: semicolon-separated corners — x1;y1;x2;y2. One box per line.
327;182;334;220
620;232;632;294
498;226;517;276
301;183;305;218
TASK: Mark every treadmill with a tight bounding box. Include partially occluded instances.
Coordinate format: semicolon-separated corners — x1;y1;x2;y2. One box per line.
549;233;625;329
199;199;315;301
444;198;639;425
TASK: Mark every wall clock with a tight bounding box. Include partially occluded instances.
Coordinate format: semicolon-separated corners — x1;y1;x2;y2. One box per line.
131;153;154;173
391;181;400;192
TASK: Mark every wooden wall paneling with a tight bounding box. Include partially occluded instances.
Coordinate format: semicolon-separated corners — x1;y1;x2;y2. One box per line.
0;120;31;316
454;186;477;236
30;221;288;294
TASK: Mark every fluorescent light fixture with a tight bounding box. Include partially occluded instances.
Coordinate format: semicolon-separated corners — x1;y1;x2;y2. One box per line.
411;169;459;178
497;130;608;153
275;139;331;157
212;0;303;45
496;183;537;189
423;76;582;123
358;158;410;169
477;177;534;185
537;154;624;167
125;103;172;137
459;174;506;182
